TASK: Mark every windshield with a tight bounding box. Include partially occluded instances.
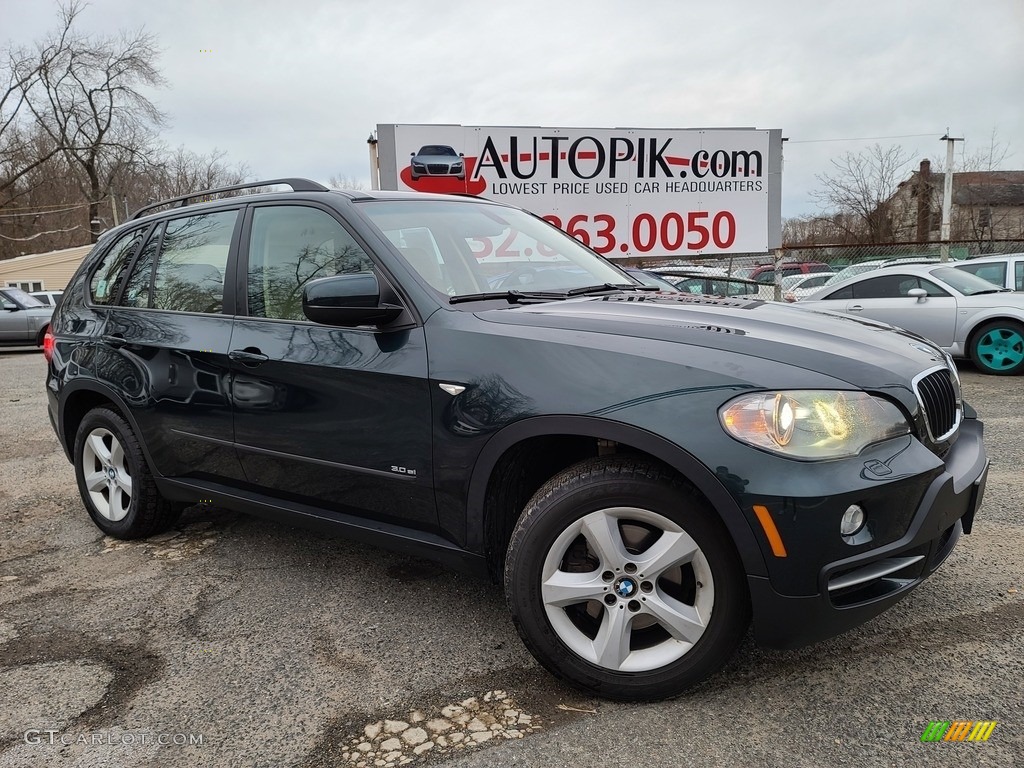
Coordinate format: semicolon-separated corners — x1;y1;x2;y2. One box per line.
929;266;1009;296
359;199;637;298
1;287;45;308
417;145;457;156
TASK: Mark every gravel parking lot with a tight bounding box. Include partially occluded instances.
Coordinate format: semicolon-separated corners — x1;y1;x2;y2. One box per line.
1;348;1021;768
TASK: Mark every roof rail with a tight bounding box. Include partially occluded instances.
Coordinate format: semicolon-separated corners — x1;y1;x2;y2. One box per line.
131;178;329;220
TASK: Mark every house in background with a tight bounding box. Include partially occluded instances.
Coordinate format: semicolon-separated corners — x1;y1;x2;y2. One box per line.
0;244;92;293
891;160;1024;243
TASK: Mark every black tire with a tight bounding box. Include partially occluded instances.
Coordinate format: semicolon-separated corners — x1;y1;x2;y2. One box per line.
504;456;750;701
969;320;1024;375
73;407;182;539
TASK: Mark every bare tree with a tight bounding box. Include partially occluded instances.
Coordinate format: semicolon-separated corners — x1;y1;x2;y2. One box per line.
810;144;917;244
328;173;368;191
21;2;167;241
0;4;82;198
109;145;251;218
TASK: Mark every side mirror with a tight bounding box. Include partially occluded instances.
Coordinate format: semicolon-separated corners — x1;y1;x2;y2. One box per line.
302;273;403;327
410;151;416;157
907;288;927;302
2;303;18;312
459;152;464;157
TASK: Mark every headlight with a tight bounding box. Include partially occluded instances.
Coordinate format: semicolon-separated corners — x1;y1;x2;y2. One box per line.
719;390;910;460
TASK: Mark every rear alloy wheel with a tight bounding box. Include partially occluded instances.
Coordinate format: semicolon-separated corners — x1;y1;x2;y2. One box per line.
74;407;182;538
504;457;750;701
969;321;1024;375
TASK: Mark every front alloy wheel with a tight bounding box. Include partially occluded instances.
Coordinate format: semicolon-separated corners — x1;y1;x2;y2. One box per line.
540;507;715;673
505;457;750;701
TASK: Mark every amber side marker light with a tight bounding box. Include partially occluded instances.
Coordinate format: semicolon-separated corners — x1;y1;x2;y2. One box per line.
752;505;787;557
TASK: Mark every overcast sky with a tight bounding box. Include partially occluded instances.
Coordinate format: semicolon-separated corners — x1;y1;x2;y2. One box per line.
4;0;1023;218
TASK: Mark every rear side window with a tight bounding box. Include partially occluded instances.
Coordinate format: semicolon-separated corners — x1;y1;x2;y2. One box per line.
117;211;237;312
151;211;237;313
90;229;145;305
120;225;163;308
822;285;853;300
1016;262;1024;292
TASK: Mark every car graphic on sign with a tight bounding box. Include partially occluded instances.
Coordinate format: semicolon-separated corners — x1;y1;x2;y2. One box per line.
410;145;465;180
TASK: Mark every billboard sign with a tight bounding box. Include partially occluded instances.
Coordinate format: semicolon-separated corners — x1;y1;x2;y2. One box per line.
375;124;782;257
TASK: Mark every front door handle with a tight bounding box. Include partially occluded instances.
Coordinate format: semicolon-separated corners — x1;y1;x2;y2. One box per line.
229;348;269;365
848;304;864;312
101;333;126;348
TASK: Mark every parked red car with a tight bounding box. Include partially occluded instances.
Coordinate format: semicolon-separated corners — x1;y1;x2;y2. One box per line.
746;261;831;284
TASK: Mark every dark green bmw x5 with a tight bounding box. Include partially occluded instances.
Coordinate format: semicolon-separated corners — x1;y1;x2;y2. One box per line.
45;179;989;700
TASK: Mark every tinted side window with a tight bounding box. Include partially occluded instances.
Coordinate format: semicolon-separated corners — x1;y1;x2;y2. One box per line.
822;286;853;300
90;229;145;305
247;206;374;321
120;224;163;308
803;274;832;289
1016;262;1024;292
152;210;237;313
851;275;904;299
916;278;950;297
674;279;706;295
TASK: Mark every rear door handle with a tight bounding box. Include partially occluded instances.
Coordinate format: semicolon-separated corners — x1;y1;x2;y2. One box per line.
848;304;864;312
101;333;126;348
229;348;269;365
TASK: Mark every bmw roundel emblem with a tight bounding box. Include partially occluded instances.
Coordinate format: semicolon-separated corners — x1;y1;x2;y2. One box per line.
615;578;637;598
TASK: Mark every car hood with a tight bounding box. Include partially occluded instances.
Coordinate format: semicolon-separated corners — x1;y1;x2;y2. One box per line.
476;293;948;389
414;154;460;163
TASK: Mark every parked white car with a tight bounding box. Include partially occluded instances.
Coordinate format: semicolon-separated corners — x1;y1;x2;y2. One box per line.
950;253;1024;292
782;272;836;302
30;290;64;306
800;263;1024;375
823;257;940;286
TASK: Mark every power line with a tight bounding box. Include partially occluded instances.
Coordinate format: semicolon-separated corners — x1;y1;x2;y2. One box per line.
0;202;91;219
0;225;83;240
787;133;937;145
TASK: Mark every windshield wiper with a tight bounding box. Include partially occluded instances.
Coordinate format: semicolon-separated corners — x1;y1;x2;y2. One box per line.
449;283;655;304
564;283;658;296
449;290;567;305
970;288;1008;295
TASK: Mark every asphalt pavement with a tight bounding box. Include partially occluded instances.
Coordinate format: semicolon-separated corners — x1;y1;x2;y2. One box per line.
0;349;1021;768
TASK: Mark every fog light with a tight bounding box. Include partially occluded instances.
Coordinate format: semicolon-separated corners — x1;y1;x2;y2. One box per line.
840;505;866;536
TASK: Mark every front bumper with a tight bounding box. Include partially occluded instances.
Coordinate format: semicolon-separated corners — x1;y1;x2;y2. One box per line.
750;417;988;649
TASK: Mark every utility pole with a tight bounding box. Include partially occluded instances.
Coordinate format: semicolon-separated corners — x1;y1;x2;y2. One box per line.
939;131;963;261
367;133;380;190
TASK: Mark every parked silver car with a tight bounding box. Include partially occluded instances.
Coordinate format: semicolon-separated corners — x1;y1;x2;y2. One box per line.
800;264;1024;375
0;287;53;347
